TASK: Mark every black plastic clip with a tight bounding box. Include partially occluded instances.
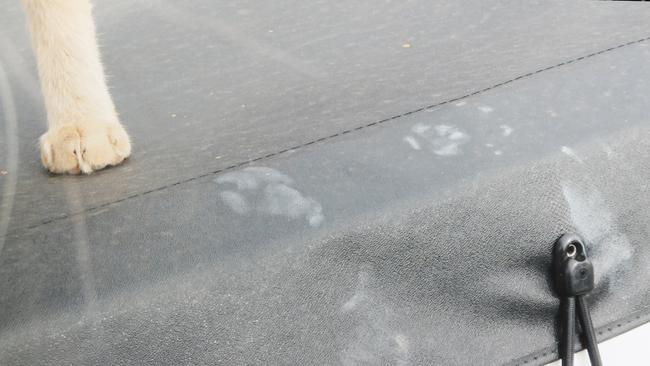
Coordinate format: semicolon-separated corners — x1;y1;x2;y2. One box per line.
552;233;602;366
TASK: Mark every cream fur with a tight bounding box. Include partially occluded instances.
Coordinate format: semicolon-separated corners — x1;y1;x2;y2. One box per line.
22;0;131;174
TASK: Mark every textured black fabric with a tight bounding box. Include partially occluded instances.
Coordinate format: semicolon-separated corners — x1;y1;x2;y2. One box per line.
2;1;650;365
3;126;650;365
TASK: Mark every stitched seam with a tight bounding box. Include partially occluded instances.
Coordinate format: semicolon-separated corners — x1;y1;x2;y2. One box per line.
511;309;650;366
17;35;650;233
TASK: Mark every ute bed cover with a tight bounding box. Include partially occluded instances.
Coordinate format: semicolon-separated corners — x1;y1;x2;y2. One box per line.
2;1;650;365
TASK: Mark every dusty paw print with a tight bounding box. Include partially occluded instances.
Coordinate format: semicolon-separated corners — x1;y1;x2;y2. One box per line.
340;270;411;366
215;167;324;227
404;123;470;156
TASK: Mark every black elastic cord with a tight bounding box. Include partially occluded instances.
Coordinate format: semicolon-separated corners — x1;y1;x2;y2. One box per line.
577;295;603;366
563;297;575;366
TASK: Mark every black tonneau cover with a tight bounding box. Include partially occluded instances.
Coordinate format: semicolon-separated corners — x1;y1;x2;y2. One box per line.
1;1;650;365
